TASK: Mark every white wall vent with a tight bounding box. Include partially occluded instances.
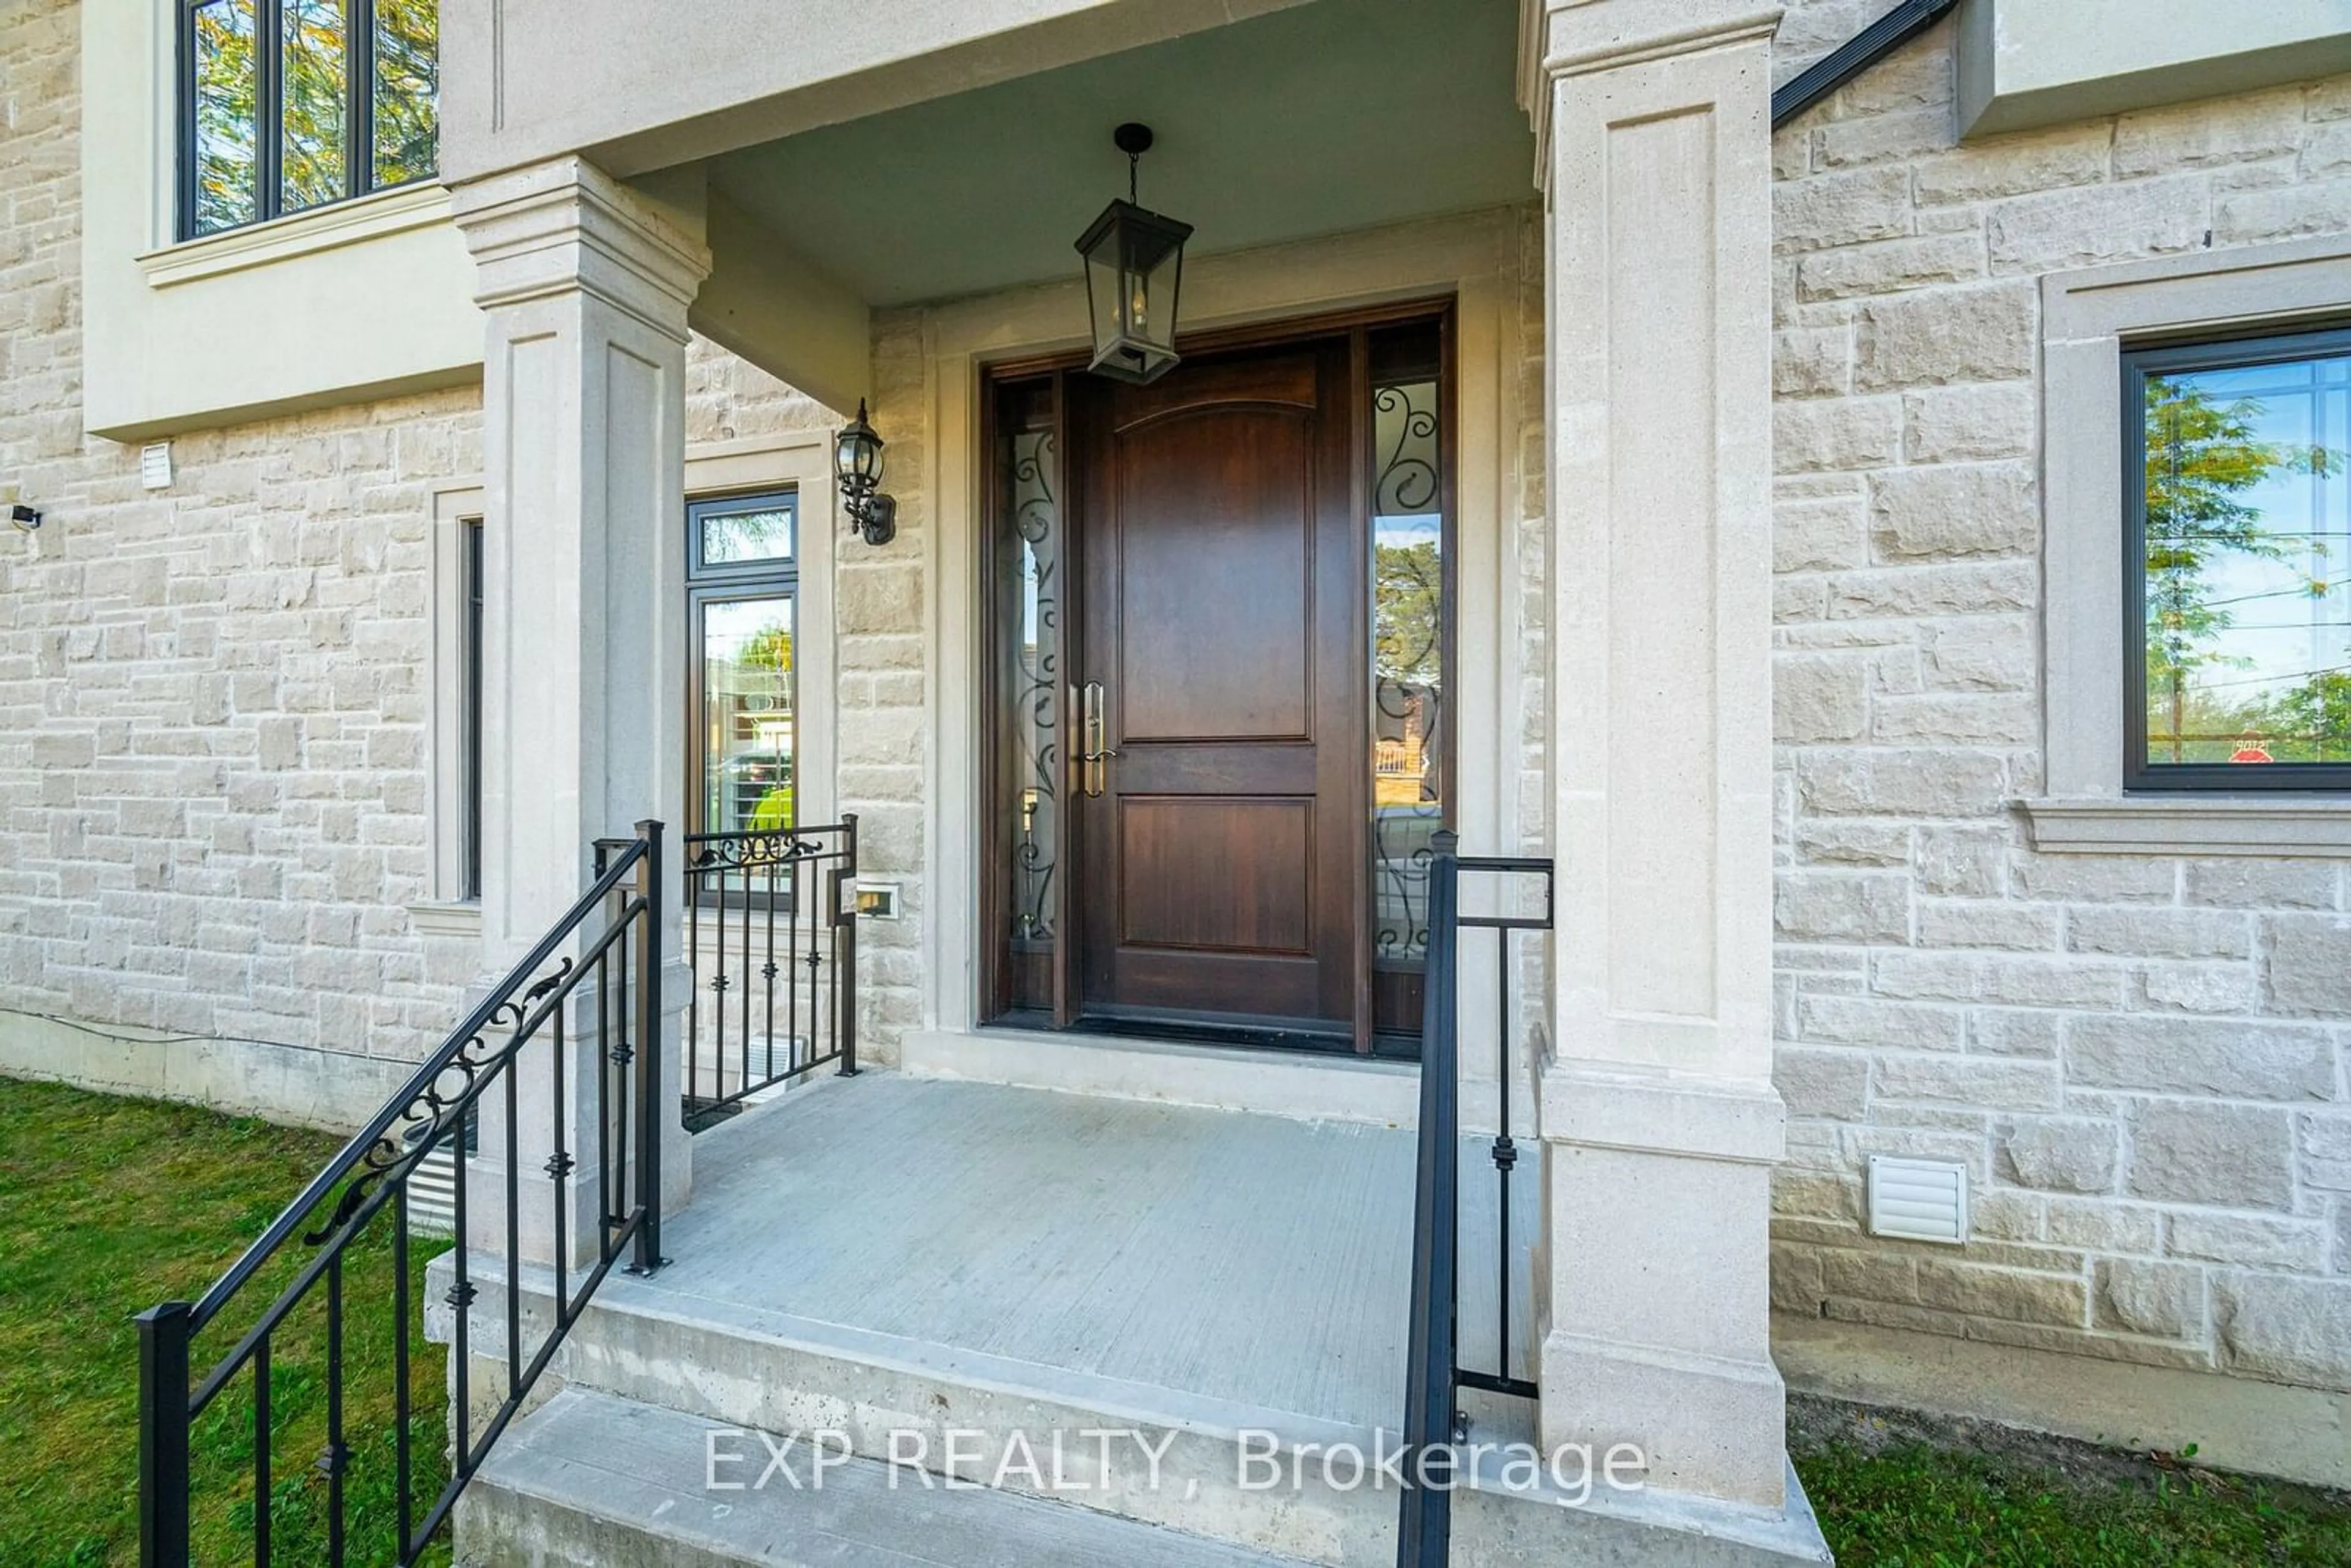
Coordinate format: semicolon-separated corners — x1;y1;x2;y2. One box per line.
399;1106;474;1240
1866;1155;1968;1245
140;441;173;490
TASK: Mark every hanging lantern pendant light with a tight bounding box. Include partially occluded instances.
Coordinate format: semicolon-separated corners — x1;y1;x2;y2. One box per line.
1076;122;1193;385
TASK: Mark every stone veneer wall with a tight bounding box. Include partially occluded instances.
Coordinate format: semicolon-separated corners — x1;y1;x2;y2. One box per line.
1768;16;2351;1392
0;0;481;1107
11;0;2351;1403
0;0;834;1122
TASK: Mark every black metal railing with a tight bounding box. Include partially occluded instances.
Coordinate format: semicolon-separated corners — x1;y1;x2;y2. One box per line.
136;821;669;1567
1396;832;1554;1568
680;817;858;1127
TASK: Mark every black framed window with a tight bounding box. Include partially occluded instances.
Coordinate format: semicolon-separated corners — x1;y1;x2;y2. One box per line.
178;0;439;240
686;491;800;838
460;515;484;901
2126;326;2351;790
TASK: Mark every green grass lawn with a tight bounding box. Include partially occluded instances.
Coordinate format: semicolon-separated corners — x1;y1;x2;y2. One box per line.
1792;1395;2351;1566
0;1075;447;1567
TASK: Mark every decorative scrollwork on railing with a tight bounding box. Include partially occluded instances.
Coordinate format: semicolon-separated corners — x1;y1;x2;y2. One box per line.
301;959;576;1245
689;828;839;873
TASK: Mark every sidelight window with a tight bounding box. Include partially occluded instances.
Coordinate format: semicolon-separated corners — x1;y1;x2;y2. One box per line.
1368;321;1451;1038
988;380;1062;1017
179;0;439;239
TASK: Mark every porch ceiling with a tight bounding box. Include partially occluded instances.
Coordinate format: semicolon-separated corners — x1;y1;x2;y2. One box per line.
705;0;1533;309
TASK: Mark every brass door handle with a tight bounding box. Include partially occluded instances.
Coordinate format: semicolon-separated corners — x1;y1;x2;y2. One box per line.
1079;681;1118;796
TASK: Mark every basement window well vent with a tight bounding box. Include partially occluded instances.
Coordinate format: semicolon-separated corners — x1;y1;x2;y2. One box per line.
1865;1156;1969;1245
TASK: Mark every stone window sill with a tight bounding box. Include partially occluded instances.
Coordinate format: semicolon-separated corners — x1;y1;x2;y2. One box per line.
2019;797;2351;858
406;900;482;937
138;182;451;290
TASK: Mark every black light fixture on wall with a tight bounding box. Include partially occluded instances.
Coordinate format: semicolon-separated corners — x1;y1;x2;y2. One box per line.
1075;123;1193;385
834;399;896;547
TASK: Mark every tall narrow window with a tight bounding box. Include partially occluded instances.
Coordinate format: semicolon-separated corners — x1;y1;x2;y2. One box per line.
988;380;1062;1018
2126;327;2351;789
277;0;349;214
688;492;800;836
372;0;439;189
460;516;484;901
1369;321;1450;1040
179;0;438;239
189;0;260;234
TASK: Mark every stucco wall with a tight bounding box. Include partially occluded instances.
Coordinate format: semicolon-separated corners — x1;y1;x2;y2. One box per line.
1768;16;2351;1393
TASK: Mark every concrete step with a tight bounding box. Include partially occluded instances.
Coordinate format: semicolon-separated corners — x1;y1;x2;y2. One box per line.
459;1385;1323;1568
450;1258;1830;1568
457;1261;1403;1563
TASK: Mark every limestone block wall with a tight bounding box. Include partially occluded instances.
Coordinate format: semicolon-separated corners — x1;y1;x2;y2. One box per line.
0;0;836;1122
0;0;473;1116
1768;17;2351;1394
825;308;929;1051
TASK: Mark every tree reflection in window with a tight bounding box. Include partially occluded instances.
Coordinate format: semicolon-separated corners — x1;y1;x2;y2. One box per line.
191;0;258;234
1372;373;1444;968
373;0;439;188
2135;337;2349;779
180;0;438;239
279;0;348;214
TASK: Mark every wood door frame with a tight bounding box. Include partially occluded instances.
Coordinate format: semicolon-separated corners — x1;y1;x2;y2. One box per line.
978;298;1458;1051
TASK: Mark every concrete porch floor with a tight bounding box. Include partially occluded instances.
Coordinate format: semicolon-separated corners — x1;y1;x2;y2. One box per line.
617;1068;1536;1436
465;1067;1834;1564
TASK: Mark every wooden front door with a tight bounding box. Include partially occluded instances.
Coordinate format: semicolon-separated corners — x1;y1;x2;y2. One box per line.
1067;339;1365;1042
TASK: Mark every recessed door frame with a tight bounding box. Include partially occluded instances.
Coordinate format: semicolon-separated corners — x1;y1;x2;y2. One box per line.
978;299;1458;1051
921;208;1523;1105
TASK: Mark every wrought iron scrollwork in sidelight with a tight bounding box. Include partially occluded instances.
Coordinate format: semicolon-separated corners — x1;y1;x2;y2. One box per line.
1374;384;1439;514
1010;429;1060;945
1372;378;1445;970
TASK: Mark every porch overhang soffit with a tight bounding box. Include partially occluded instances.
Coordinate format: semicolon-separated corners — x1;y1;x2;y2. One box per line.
437;0;1325;186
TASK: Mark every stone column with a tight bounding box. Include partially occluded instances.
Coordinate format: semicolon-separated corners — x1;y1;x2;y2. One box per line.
1531;0;1791;1509
448;157;710;1266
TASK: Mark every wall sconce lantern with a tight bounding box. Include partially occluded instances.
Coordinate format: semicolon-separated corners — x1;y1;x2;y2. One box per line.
1075;123;1193;385
834;398;896;547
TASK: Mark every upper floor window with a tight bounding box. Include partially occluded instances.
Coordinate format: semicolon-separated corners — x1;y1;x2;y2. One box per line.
2127;326;2351;790
179;0;439;240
